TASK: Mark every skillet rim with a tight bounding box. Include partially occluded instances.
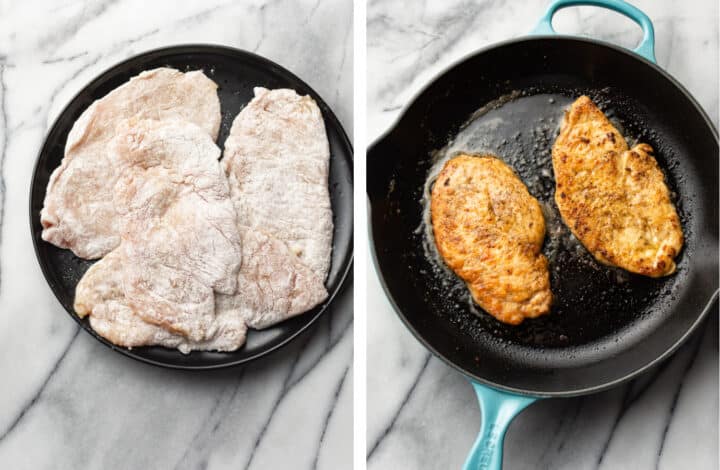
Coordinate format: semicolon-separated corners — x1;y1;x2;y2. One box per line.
367;35;718;397
29;43;354;370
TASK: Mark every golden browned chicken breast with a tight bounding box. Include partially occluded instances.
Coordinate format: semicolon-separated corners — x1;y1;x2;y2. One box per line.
431;154;552;325
552;96;683;277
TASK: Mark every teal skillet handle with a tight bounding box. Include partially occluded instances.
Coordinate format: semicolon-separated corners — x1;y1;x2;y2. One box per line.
530;0;656;63
462;381;538;470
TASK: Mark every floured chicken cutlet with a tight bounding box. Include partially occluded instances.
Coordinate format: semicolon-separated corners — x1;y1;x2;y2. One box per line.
75;250;247;353
215;228;328;330
552;96;683;277
41;67;221;259
74;119;242;352
431;154;551;325
223;87;333;279
220;88;332;328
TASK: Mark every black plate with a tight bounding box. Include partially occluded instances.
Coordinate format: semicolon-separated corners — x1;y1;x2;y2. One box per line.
30;45;353;369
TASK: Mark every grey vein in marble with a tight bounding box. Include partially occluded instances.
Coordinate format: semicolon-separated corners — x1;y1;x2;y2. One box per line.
0;61;7;293
312;365;351;470
367;352;431;460
0;328;80;444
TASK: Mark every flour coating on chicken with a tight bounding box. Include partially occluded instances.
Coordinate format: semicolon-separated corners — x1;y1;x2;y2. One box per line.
69;84;334;353
74;120;243;351
221;88;332;328
223;87;333;279
216;228;328;330
75;251;247;353
41;68;221;259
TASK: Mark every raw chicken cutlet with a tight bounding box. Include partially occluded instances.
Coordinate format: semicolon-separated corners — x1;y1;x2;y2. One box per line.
215;228;328;330
41;67;221;259
431;154;552;325
75;119;243;352
220;87;332;327
72;84;334;352
223;87;333;280
552;96;683;277
75;250;247;353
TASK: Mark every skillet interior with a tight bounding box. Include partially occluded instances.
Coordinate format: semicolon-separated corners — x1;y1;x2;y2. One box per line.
368;37;718;395
30;45;354;369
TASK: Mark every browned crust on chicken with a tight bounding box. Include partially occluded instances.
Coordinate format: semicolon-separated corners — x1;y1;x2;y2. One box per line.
430;154;552;325
552;96;683;277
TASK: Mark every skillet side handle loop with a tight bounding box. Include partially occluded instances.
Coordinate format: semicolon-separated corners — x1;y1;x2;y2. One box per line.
530;0;656;63
462;382;537;470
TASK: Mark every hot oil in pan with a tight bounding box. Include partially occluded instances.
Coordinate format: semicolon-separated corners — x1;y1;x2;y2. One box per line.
416;91;685;348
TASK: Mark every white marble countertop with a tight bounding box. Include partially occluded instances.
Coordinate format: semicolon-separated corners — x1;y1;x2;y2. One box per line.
0;1;352;469
367;1;718;469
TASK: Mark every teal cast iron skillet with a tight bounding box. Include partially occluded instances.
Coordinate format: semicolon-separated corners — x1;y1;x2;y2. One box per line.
367;1;718;468
30;45;353;370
